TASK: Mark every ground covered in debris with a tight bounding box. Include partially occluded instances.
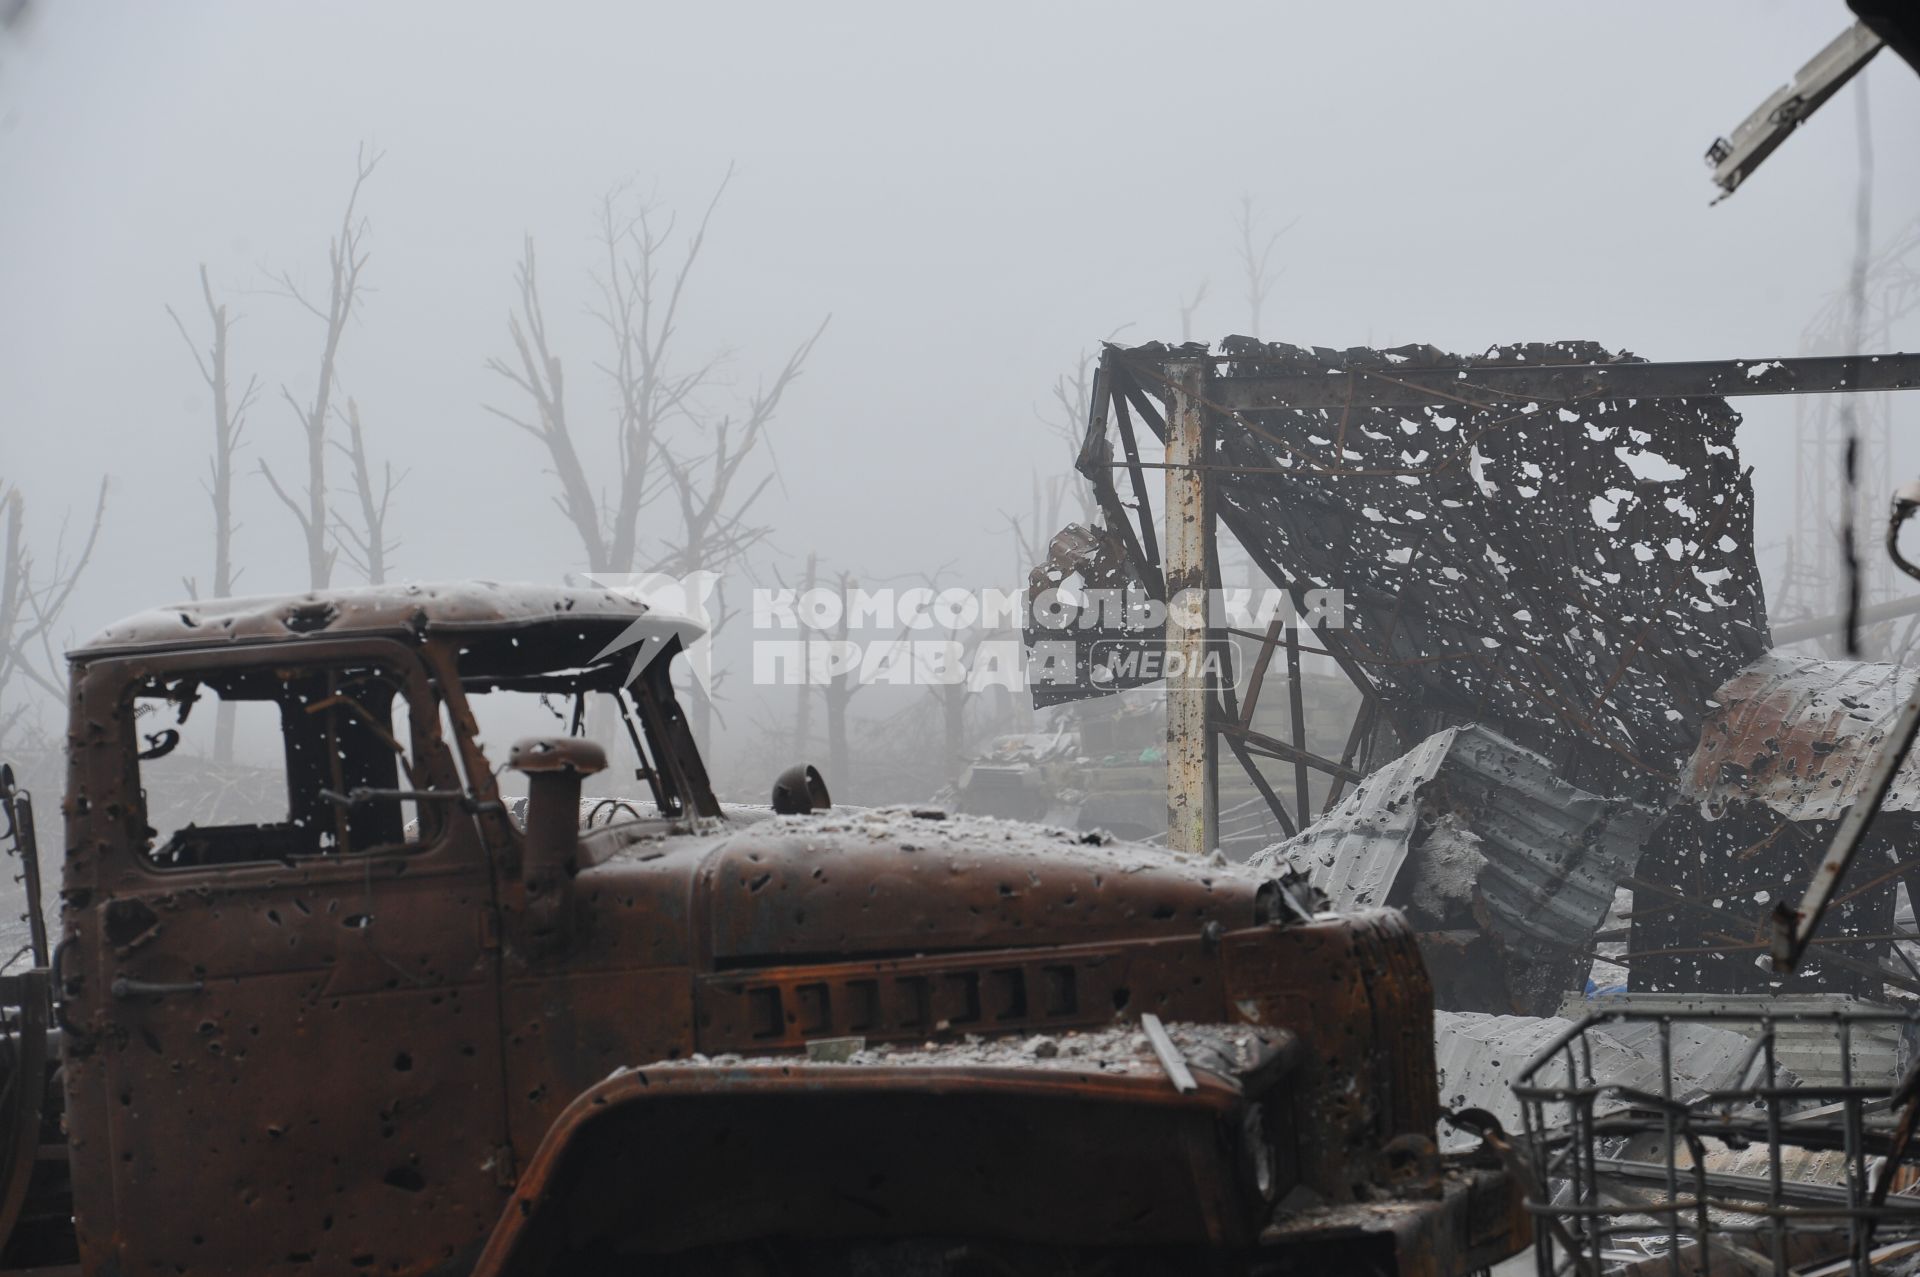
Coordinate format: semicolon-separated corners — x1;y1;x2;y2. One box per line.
638;1021;1278;1079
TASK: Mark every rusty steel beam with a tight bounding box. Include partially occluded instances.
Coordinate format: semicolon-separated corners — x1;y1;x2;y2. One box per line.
1238;616;1285;729
1219;723;1363;785
1771;678;1920;974
1320;700;1376;814
1164;360;1214;856
1285;625;1309;825
1222;730;1297;842
1204;351;1920;412
1107;371;1162;578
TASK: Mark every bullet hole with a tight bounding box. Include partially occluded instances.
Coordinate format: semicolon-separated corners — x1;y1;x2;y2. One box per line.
1111;987;1131;1011
382;1166;426;1193
393;1051;412;1072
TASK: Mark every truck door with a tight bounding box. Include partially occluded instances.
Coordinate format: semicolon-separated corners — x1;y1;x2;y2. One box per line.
62;639;511;1275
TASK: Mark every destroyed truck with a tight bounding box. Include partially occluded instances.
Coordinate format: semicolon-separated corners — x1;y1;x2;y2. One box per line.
0;582;1525;1275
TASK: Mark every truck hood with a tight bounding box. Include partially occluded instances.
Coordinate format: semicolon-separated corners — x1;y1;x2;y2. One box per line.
659;807;1273;966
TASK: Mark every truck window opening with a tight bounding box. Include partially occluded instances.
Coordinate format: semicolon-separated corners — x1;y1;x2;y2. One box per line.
133;662;435;868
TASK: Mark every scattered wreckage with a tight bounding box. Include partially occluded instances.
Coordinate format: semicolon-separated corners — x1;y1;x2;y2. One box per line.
1036;337;1920;1002
1025;336;1920;1272
0;581;1528;1275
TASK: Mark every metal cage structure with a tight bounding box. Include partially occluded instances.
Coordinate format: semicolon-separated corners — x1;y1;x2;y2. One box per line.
1514;1005;1920;1276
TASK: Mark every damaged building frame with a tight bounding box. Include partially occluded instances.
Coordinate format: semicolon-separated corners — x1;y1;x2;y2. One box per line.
1030;339;1920;1007
1019;339;1920;1272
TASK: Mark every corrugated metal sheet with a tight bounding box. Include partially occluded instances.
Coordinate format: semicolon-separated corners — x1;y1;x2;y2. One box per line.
1252;724;1658;957
1433;1010;1760;1152
1681;653;1920;823
1559;992;1911;1089
1250;729;1452;910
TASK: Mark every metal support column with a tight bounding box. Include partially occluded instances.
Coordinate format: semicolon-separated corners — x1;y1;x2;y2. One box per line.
1164;360;1215;855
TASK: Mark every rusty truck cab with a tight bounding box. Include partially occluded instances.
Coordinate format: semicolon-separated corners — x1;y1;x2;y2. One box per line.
57;583;714;1274
55;582;1524;1276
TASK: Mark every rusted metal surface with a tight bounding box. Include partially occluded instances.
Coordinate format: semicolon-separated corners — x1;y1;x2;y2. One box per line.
476;1027;1287;1272
43;581;1521;1275
1251;725;1656;1014
1681;653;1920;822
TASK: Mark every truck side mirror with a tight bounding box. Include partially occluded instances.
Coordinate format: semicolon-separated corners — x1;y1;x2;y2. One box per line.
508;737;608;885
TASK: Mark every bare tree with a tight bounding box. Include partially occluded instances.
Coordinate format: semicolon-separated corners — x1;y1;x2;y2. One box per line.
487;172;827;754
167;265;260;759
818;570;859;787
488;176;826;577
1177;279;1210;343
789;551;817;757
168;265;260;605
0;479;107;750
923;605;993;785
1233;194;1295;339
260;145;382;589
1004;471;1075;585
332;398;404;584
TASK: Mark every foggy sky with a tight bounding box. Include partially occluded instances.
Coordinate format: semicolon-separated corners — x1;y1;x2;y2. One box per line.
3;2;1918;731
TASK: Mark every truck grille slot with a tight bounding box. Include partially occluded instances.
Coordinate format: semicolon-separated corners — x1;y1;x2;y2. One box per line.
793;983;830;1035
747;986;783;1039
708;960;1089;1049
938;972;981;1026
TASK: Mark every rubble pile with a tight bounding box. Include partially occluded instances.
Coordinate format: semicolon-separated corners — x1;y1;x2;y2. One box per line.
643;1021;1289;1082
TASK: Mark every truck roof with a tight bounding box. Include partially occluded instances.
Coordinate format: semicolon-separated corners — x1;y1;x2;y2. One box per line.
72;580;702;660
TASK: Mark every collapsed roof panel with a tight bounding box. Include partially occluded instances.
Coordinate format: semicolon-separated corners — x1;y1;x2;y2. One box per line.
1251;724;1657;1014
1432;1009;1765;1152
1199;338;1770;795
1682;653;1920;822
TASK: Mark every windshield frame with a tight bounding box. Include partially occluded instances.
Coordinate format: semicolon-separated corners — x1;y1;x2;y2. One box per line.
434;631;721;829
